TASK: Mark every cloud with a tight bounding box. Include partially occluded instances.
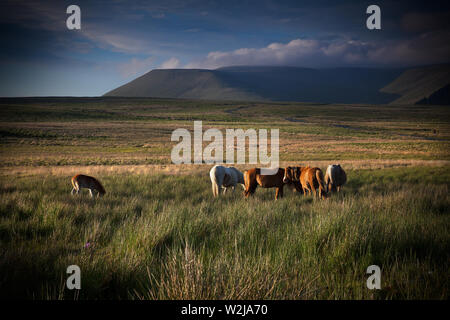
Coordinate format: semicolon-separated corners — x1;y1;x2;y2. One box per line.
151;13;166;19
368;30;450;66
401;11;450;33
159;57;181;69
0;0;64;31
118;57;155;78
184;34;450;69
184;28;201;33
79;23;187;56
184;38;370;69
82;27;154;54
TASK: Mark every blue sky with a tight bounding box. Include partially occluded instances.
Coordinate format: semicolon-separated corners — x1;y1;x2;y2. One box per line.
0;0;449;96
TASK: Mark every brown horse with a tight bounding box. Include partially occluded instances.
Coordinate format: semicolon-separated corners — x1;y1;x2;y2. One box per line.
71;174;106;198
283;166;327;199
243;168;302;200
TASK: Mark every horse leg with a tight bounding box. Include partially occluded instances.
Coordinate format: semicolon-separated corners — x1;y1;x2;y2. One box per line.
243;182;250;197
71;188;76;196
89;189;94;198
314;181;322;199
309;182;317;199
275;187;280;200
302;187;308;196
246;182;257;197
275;186;284;200
251;182;258;194
223;187;227;195
244;183;252;197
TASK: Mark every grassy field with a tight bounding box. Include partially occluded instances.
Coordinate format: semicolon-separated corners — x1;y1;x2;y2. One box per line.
0;97;449;299
0;98;449;166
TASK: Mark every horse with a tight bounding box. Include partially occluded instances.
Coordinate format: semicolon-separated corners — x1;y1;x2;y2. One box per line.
243;168;302;200
283;166;327;199
324;164;347;192
209;165;245;197
71;174;106;198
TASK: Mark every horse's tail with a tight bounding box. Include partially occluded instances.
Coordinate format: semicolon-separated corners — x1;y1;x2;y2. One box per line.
210;166;221;197
340;168;347;186
211;183;219;197
324;170;330;193
71;175;79;190
315;169;327;199
326;166;335;193
243;170;249;196
243;169;258;197
243;170;255;197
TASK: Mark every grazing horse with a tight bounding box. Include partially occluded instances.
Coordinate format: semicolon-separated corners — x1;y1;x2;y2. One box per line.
283;166;327;199
325;164;347;192
243;168;302;200
71;174;106;198
209;165;245;197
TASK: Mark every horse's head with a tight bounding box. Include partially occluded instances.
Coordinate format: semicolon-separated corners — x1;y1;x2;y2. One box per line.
283;167;301;183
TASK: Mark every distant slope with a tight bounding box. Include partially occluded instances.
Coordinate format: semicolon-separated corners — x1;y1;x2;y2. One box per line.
104;65;450;104
215;66;403;104
416;84;450;105
380;64;450;105
104;69;262;101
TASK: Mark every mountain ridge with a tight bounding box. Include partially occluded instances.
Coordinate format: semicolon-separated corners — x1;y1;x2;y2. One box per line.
104;65;450;105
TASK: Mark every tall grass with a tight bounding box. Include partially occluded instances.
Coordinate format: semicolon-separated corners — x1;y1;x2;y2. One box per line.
0;167;448;299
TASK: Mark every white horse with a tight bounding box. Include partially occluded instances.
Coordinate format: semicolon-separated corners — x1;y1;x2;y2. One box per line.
209;165;245;197
325;164;347;193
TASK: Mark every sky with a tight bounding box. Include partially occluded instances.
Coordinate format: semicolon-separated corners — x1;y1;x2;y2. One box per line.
0;0;449;96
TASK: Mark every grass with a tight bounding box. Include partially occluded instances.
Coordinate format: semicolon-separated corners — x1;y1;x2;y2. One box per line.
0;166;448;299
0;97;449;300
1;99;449;167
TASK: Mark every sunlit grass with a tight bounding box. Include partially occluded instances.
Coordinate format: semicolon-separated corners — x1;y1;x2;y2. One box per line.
0;167;448;299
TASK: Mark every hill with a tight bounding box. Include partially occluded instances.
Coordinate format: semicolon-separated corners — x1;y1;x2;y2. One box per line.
104;69;262;101
104;65;450;104
380;64;450;105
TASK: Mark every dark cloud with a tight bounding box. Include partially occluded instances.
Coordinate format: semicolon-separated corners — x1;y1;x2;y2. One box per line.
1;0;449;96
401;11;450;33
186;33;450;69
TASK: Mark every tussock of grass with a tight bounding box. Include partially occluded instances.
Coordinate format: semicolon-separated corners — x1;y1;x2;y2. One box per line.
0;167;448;299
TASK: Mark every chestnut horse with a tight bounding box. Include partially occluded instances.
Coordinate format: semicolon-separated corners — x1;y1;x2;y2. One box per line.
71;174;106;198
283;166;327;199
243;168;302;200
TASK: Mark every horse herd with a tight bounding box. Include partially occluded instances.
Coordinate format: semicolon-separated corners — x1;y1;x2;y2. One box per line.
210;164;347;200
70;164;347;200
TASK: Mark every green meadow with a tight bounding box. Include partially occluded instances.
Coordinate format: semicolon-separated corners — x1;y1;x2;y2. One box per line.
0;167;448;299
0;98;449;299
